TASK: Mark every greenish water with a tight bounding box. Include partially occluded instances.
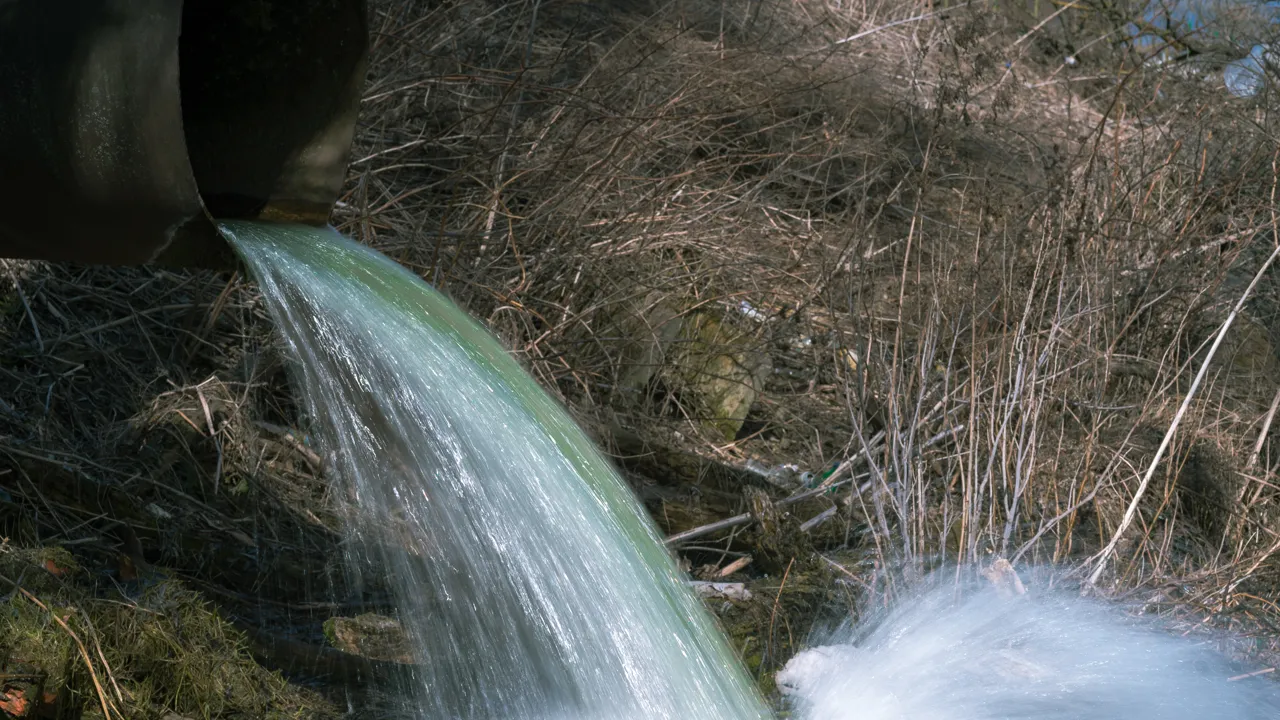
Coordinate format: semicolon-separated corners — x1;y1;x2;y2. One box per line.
220;221;771;719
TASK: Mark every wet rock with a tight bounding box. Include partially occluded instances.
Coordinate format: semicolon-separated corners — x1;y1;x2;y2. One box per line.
322;613;414;664
776;644;865;697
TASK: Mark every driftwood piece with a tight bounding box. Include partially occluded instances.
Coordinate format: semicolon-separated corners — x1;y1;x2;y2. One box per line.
688;581;753;602
982;558;1027;598
605;424;775;494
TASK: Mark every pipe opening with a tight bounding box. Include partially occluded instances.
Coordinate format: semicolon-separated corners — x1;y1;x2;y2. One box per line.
178;0;367;223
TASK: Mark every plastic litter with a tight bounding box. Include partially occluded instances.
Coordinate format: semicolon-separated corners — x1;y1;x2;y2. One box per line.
1225;43;1275;96
1121;0;1278;96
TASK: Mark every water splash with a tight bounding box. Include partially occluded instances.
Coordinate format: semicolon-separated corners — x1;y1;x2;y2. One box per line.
220;221;770;720
780;570;1280;720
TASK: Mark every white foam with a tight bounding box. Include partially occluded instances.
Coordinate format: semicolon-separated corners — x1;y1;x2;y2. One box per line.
782;572;1280;720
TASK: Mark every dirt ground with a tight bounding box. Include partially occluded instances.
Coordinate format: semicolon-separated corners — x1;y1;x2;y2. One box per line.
4;0;1280;717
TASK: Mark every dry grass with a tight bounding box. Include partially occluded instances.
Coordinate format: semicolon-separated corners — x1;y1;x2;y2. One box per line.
319;0;1280;682
3;0;1280;711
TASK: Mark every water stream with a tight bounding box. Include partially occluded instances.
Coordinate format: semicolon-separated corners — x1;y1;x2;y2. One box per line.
223;220;1280;720
220;221;772;720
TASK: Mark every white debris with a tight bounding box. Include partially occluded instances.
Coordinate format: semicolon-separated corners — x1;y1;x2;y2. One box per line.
688;581;753;602
745;460;804;490
1225;44;1275;98
737;300;768;322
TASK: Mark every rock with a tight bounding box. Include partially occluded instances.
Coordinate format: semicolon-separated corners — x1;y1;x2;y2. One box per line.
671;312;771;440
608;295;772;440
981;558;1026;598
775;644;867;697
322;613;414;664
608;292;685;401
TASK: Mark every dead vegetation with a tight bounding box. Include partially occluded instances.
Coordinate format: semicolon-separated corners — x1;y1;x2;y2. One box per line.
3;0;1280;715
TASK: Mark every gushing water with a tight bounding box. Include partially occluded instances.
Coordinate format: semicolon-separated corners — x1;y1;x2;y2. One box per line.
220;221;771;720
779;570;1280;720
220;220;1280;720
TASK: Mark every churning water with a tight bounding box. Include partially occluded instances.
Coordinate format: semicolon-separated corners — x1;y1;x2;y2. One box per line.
779;571;1280;720
220;221;771;720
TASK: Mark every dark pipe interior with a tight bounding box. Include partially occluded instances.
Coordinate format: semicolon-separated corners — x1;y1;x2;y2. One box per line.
0;0;205;266
0;0;366;267
179;0;366;221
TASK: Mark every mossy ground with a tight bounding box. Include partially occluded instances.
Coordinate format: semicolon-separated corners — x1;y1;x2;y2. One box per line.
0;543;337;720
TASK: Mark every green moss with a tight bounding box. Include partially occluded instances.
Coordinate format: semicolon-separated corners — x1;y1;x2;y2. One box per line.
322;614;413;663
321;616;339;647
0;542;337;719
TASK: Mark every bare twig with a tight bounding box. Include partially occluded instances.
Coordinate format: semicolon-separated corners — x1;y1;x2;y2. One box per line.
665;474;872;545
4;261;42;352
834;3;973;45
5;581;116;720
1088;242;1280;588
1247;388;1280;471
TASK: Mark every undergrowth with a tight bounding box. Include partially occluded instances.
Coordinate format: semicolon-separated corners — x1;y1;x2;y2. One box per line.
2;0;1280;713
0;543;331;719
